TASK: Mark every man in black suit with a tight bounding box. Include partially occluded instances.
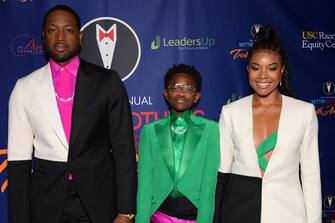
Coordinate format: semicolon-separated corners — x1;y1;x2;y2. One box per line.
7;5;137;223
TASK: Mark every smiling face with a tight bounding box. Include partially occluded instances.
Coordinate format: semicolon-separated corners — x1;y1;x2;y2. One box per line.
164;73;200;115
247;50;285;98
43;10;82;65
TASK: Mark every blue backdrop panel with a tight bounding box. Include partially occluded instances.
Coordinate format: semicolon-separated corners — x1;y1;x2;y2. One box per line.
0;0;334;222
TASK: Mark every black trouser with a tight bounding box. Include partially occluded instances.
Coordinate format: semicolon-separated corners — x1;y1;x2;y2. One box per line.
158;196;198;220
59;181;92;223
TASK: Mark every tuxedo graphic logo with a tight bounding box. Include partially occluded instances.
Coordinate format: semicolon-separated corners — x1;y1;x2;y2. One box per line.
324;195;335;209
81;17;141;81
251;24;263;37
96;24;117;69
322;81;335;95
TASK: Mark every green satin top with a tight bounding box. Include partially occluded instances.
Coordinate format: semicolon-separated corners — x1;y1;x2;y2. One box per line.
256;130;278;172
169;110;191;197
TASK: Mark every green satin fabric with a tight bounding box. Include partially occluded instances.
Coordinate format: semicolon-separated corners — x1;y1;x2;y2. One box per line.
154;111;205;198
170;110;190;197
256;130;278;172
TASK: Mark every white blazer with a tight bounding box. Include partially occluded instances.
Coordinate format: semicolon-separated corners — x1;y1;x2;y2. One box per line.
219;95;322;223
8;63;69;162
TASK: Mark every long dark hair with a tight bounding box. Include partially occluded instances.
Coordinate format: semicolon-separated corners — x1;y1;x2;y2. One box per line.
247;25;295;97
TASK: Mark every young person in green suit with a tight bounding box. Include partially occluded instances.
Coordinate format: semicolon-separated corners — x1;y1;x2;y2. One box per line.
136;64;220;223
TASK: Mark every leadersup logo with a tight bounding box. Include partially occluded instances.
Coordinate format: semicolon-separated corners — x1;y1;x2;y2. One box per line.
229;24;262;59
0;149;8;193
151;36;160;50
151;35;215;50
301;31;335;51
11;34;44;56
311;81;335;116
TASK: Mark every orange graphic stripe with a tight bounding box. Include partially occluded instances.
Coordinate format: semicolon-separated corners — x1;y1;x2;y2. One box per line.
0;160;8;173
1;179;8;193
0;149;8;193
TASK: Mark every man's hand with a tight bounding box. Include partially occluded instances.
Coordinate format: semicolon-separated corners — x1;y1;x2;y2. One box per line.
113;214;133;223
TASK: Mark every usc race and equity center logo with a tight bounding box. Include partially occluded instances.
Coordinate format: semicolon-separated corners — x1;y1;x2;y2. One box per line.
80;17;141;81
301;31;335;51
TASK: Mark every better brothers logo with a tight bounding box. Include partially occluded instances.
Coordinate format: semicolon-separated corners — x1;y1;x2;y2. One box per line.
229;24;262;59
311;81;335;116
11;34;44;56
150;35;215;51
301;31;335;51
80;17;141;81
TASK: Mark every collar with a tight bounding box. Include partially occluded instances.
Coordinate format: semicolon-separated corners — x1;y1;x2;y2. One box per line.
170;110;192;124
50;55;80;78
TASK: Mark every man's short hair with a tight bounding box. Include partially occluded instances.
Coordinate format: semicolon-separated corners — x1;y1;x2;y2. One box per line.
43;4;81;30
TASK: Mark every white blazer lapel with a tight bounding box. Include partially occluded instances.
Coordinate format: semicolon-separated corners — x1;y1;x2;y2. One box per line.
31;63;69;149
260;95;286;179
246;95;263;178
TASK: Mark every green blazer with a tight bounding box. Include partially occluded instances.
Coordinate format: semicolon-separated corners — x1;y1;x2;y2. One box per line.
136;113;220;223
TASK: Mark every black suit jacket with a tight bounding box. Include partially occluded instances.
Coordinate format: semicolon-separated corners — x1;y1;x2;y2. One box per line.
7;59;137;223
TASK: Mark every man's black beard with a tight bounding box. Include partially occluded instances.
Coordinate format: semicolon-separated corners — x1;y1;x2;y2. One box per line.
44;45;81;64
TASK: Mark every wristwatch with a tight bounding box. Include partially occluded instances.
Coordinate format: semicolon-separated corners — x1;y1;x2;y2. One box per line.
119;214;135;219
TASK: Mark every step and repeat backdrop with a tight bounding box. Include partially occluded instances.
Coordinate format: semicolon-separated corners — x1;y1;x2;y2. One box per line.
0;0;334;222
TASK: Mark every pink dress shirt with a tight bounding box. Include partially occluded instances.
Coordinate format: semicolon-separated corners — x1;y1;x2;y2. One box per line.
50;56;79;181
50;56;80;143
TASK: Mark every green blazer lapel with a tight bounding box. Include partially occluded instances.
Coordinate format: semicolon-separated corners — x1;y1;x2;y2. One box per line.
177;114;206;182
154;118;175;180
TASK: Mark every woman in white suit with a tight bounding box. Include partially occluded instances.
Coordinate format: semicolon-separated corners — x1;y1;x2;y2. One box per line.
214;25;322;223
